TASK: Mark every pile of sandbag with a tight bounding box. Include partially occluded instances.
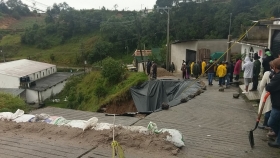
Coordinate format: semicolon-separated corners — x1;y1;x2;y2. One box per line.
0;109;185;147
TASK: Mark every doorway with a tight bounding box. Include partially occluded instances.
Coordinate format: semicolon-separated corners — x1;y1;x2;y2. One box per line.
186;49;196;64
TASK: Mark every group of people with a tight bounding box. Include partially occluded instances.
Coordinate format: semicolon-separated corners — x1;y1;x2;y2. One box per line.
256;50;280;149
146;59;157;79
180;60;207;79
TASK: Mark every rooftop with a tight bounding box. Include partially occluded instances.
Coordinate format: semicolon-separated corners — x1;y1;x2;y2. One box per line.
0;59;55;77
233;40;268;48
133;50;152;56
29;72;74;92
0;88;25;96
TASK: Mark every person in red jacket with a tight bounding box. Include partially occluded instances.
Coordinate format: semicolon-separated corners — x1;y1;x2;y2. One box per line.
234;58;242;81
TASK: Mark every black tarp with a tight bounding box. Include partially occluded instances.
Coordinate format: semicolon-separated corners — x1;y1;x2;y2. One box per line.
130;79;202;113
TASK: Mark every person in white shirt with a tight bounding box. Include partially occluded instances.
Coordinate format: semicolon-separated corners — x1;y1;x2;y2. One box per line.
258;70;272;129
242;56;254;93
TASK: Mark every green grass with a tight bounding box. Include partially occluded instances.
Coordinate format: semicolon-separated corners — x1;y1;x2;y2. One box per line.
0;32;135;66
0;93;29;113
47;71;148;112
9;15;46;29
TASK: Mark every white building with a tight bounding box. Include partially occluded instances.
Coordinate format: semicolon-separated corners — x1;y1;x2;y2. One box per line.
0;59;71;104
0;59;57;88
171;39;241;72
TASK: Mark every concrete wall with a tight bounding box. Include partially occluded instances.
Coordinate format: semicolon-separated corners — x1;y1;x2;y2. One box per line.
246;26;269;40
26;80;66;103
171;41;198;72
0;74;19;88
197;39;241;54
268;25;280;49
26;89;39;103
40;81;66;101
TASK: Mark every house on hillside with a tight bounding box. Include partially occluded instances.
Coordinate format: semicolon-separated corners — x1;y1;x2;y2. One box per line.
0;59;73;104
171;39;241;72
133;48;161;72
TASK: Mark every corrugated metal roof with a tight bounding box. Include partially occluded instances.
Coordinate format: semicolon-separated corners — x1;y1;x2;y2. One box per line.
0;88;25;96
29;72;78;92
0;59;55;77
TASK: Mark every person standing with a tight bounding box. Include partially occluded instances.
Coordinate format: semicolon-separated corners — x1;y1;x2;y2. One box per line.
152;61;157;79
262;49;275;74
170;62;175;73
258;69;273;129
242;57;254;93
225;61;231;88
201;60;207;76
193;62;200;79
181;63;187;79
190;61;194;77
216;61;226;86
266;58;280;148
250;53;261;91
234;58;242;81
229;60;234;83
186;62;191;79
146;59;152;76
206;60;215;85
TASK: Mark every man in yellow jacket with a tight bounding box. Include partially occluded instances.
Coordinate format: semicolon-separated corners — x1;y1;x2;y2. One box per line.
216;61;227;86
201;60;207;76
190;61;194;76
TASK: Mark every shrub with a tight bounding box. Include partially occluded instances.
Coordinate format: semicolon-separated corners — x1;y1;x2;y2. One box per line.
101;57;126;84
0;93;27;112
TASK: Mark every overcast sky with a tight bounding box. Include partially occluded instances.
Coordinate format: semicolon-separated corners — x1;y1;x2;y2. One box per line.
20;0;157;11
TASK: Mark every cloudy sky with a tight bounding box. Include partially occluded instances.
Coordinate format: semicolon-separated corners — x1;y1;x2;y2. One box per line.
20;0;157;11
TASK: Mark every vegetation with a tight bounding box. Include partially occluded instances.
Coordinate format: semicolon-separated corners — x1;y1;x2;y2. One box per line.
1;0;280;66
50;69;147;112
0;93;28;112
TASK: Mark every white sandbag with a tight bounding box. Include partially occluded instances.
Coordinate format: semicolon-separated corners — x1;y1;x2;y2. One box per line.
161;129;185;148
93;123;114;130
13;114;35;123
0;109;24;121
0;112;14;121
44;116;61;124
65;120;86;129
123;126;149;134
83;117;98;131
147;121;185;148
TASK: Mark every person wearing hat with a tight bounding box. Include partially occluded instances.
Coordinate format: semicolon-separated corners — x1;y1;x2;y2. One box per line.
262;49;275;74
206;60;215;85
251;53;261;91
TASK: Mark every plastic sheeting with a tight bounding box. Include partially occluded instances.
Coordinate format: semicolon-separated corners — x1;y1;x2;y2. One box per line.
130;79;202;113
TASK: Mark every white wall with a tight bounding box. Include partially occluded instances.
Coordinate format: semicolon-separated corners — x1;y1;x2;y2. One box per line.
26;80;66;103
40;81;66;101
171;41;198;72
198;39;241;54
26;89;39;103
0;74;19;88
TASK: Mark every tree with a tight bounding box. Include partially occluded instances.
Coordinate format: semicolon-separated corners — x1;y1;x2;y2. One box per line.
101;57;126;84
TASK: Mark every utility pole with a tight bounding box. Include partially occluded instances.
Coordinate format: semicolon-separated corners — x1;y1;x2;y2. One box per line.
157;6;171;70
227;13;232;62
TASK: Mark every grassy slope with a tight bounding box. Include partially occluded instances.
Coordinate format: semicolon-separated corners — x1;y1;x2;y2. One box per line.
47;72;147;112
